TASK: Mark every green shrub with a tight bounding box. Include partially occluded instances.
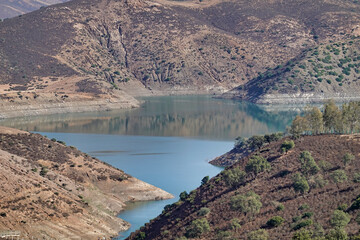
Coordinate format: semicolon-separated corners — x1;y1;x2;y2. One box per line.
292;229;313;240
230;191;262;214
292;173;309;194
293;219;313;230
318;160;333;171
343;153;355;166
216;230;232;240
299;151;319;176
266;216;284;227
309;175;328;189
337;204;348;211
230;218;241;231
223;167;246;187
245;155;271;175
349;196;360;211
325;228;348;240
330;210;351;228
276;203;285;211
179;191;188;201
330;170;348;184
302;212;314;218
353;173;360;183
201;176;209;185
185;218;210;238
247;229;268;240
281;140;295;153
298;204;309;210
197;207;210;216
135;231;146;240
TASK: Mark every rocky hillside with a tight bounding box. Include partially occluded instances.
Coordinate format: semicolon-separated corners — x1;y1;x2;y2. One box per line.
0;0;68;19
0;126;172;239
127;134;360;239
0;0;359;113
223;38;360;104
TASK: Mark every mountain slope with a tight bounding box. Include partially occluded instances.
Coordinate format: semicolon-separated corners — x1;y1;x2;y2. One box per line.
0;0;68;19
127;134;360;239
0;0;359;111
0;126;172;239
222;38;360;104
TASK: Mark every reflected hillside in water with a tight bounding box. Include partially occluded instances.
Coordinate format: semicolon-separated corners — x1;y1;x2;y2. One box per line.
0;96;299;141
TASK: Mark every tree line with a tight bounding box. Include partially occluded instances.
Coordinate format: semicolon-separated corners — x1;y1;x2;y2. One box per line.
290;100;360;137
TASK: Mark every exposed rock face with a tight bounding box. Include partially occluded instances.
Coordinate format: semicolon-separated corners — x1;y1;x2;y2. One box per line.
0;126;173;239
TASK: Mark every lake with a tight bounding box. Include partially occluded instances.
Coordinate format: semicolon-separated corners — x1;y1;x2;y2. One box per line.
0;95;299;239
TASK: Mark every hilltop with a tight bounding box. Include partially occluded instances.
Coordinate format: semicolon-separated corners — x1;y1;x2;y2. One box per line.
0;0;360;116
0;0;68;19
127;134;360;239
0;126;172;239
223;38;360;104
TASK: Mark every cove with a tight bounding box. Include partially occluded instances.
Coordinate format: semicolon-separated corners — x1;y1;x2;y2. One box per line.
0;95;299;239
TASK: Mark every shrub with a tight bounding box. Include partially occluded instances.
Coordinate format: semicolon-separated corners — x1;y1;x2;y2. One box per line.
309;175;328;188
292;229;313;240
337;204;348;211
223;167;246;187
330;170;348;184
185;218;210;238
40;166;48;177
230;191;262;215
276;203;285;211
179;191;188;201
230;218;241;231
293;219;313;230
292;173;310;194
281;140;295;153
330;210;351;228
298;204;309;210
343;153;355;166
245;155;271;175
266;216;284;227
302;212;314;218
201;176;209;185
349;197;360;211
325;228;348;240
197;207;210;216
247;229;268;240
299;151;319;176
135;232;146;240
353;173;360;183
318;160;333;171
216;230;232;240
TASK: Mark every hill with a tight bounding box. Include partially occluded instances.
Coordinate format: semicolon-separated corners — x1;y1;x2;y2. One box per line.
222;38;360;104
0;0;360;115
0;126;172;239
127;134;360;239
0;0;68;19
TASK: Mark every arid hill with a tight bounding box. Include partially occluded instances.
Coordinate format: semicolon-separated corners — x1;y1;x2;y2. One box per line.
222;38;360;104
127;134;360;239
0;0;359;113
0;126;172;239
0;0;68;19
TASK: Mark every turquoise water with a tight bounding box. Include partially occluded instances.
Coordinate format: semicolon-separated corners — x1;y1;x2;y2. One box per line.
0;95;298;239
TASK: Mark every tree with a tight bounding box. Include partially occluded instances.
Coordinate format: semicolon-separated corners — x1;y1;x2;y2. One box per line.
247;229;268;240
230;191;262;215
342;101;360;133
323;100;342;133
292;229;313;240
305;106;324;135
330;210;351;228
292;173;309;194
325;228;348;240
290;116;308;138
179;191;188;201
185;218;210;238
245;155;271;176
223;167;246;187
299;151;319;176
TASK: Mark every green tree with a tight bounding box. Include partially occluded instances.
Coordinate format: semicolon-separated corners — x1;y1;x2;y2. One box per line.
185;218;210;238
230;218;241;232
299;151;319;176
247;229;268;240
223;167;246;187
292;229;313;240
342;101;360;133
230;191;262;215
292;173;310;194
201;176;209;185
330;210;351;228
290;116;308;138
245;155;271;176
179;191;188;201
305;106;324;135
323;100;342;133
325;228;348;240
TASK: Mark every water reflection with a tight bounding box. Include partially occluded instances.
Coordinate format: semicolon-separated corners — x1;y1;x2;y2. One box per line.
0;96;298;140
